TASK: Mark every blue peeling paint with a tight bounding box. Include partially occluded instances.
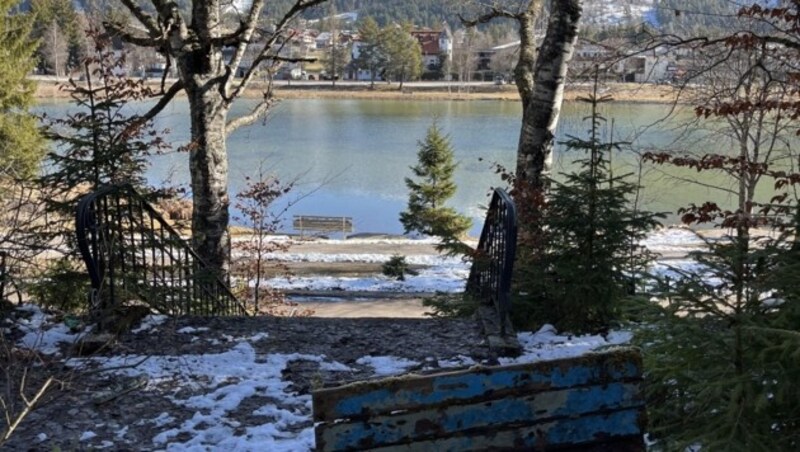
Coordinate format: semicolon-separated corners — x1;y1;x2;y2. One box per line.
542;410;642;445
328;409;642;450
327;384;641;449
330;360;640;418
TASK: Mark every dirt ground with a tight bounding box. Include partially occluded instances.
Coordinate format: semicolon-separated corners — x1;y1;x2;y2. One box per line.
1;314;495;451
298;297;431;318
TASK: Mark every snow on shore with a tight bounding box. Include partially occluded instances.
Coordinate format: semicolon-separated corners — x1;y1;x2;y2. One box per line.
256;227;708;293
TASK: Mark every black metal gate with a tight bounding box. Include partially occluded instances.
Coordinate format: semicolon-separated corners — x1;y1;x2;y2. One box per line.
75;184;246;316
466;188;518;335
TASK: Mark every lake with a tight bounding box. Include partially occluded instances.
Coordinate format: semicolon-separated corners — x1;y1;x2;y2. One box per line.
37;98;780;235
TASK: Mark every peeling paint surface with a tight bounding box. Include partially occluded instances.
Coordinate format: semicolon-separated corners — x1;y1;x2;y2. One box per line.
313;348;646;451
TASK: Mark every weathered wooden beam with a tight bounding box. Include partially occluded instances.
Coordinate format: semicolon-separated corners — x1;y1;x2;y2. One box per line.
317;383;643;450
313;348;646;452
313;348;642;421
362;411;644;451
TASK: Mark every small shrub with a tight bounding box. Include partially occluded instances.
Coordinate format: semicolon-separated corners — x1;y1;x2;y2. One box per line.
28;260;89;312
233;164;294;313
382;255;418;281
422;292;478;318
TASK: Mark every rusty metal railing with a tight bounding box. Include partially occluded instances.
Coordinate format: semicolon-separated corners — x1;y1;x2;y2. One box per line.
465;188;518;335
75;184;246;316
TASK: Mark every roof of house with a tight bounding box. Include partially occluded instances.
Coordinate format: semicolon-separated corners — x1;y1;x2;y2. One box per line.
410;29;443;55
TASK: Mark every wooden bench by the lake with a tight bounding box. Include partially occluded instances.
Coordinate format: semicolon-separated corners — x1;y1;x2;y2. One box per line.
293;215;354;236
312;347;646;451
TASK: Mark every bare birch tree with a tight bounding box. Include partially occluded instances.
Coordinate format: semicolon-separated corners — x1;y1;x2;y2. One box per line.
40;20;69;77
102;0;329;277
461;0;582;191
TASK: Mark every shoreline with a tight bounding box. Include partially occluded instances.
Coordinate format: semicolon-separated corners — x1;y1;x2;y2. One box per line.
33;79;685;104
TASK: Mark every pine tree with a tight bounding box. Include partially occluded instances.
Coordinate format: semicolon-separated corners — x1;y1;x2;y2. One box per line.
382;23;423;90
0;0;44;180
634;4;800;444
400;121;471;240
637;228;800;450
514;78;662;333
321;2;349;86
354;16;386;87
40;29;170;235
30;0;84;74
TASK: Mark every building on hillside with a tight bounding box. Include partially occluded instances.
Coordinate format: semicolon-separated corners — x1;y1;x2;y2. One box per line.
569;39;675;83
569;39;619;79
483;41;520;81
349;40;384;81
410;23;453;79
620;54;671;83
316;32;333;49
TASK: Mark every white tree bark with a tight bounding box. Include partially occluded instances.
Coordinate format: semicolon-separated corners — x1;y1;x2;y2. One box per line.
462;0;582;190
107;0;327;276
516;0;582;190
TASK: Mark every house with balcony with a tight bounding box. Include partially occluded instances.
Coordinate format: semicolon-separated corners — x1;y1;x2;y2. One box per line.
410;23;453;78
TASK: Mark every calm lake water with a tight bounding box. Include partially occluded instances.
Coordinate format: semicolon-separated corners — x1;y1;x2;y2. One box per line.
37;98;785;235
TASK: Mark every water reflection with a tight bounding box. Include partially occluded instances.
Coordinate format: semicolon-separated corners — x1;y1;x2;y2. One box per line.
36;98;782;235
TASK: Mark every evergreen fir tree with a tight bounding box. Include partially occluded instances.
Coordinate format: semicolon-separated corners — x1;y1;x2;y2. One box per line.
636;144;800;451
637;227;800;450
382;23;423;90
354;16;386;87
40;29;169;219
514;78;662;333
0;0;45;180
400;121;471;240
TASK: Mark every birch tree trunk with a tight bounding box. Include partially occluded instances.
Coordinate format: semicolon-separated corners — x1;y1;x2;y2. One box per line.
516;0;582;190
108;0;329;278
463;0;582;190
185;85;231;275
174;2;232;275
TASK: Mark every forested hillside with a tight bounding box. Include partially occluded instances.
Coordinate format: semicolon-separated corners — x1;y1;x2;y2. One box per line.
280;0;743;34
28;0;747;34
652;0;744;34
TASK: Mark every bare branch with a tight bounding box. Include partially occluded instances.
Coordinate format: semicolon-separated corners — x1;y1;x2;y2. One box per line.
226;94;277;137
127;81;185;132
459;8;519;27
211;20;251;47
224;0;266;96
227;0;329;102
103;21;162;48
1;377;53;442
119;0;161;36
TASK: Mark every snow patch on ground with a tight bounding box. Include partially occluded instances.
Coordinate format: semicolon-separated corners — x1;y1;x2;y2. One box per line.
14;304;89;356
436;355;477;369
131;315;169;333
501;324;633;365
253;227;709;294
71;340;350;451
266;264;469;293
355;355;420;377
176;326;210;334
641;227;705;253
80;431;97;441
260;252;464;265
